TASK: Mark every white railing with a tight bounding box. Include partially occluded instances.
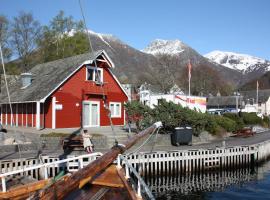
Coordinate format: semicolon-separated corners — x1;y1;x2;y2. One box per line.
0;152;103;192
124;145;258;176
117;154;155;200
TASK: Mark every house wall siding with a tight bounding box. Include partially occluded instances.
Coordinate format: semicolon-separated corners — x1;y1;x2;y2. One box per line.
2;103;37;128
44;64;127;129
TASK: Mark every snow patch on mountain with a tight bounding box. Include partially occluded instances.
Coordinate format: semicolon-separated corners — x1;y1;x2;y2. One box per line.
205;50;270;74
66;29;117;50
143;39;185;55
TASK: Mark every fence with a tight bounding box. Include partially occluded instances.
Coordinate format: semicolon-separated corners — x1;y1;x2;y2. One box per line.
0;152;103;192
124;145;258;177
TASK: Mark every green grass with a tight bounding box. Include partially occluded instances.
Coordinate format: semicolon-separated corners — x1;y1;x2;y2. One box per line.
40;132;104;138
40;132;72;137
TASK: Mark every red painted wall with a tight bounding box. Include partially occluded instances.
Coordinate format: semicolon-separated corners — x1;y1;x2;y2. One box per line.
1;103;36;127
44;63;128;128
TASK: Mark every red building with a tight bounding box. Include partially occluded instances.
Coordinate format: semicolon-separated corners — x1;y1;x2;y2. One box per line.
0;50;128;129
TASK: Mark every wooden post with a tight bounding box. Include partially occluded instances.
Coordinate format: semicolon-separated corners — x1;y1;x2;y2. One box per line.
1;177;6;192
79;158;84;169
117;156;121;169
137;179;142;198
44;167;48;179
36;102;40;130
125;164;130;179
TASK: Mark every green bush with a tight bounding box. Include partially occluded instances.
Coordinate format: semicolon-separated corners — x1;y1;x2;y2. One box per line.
223;113;244;130
204;115;220;135
125;101;152;130
151;100;184;132
214;116;238;132
240;112;262;125
125;100;265;135
262;116;270;128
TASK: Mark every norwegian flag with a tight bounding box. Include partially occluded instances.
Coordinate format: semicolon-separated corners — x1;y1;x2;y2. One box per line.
188;59;192;80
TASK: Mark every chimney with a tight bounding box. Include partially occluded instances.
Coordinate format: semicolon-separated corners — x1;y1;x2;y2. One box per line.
21;73;32;88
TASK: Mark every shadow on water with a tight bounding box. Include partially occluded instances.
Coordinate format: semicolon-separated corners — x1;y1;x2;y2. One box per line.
146;160;270;200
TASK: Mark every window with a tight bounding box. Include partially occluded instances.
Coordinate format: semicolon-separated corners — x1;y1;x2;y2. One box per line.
109;102;121;118
86;66;103;83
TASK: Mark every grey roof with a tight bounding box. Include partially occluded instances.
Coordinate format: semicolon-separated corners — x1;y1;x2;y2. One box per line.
240;89;270;103
0;50;104;103
207;96;243;107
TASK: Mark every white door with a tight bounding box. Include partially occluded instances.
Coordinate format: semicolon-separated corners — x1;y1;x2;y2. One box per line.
82;101;100;127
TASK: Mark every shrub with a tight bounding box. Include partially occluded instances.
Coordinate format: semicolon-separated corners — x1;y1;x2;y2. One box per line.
214;116;238;132
125;100;265;135
125;101;152;130
262;116;270;128
151;100;184;132
240;112;262;125
223;113;244;130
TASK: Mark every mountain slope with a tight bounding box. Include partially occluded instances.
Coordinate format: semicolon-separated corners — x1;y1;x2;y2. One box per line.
240;71;270;91
205;51;270;84
143;39;243;86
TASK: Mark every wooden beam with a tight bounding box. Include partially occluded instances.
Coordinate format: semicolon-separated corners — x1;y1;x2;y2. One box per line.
117;167;139;200
36;123;160;200
0;179;50;200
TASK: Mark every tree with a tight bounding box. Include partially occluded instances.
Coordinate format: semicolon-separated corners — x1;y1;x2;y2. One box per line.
180;64;233;96
10;12;42;71
38;10;88;62
0;15;12;62
142;53;180;94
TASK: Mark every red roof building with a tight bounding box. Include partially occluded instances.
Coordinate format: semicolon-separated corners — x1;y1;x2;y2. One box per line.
0;50;128;129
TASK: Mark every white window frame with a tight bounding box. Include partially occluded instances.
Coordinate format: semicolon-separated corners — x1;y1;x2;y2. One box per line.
86;66;103;83
109;102;121;118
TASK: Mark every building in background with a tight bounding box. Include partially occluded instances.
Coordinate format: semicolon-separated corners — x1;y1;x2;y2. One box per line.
139;83;206;113
122;84;138;101
207;89;270;116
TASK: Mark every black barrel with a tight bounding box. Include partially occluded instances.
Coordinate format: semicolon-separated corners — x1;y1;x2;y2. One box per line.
171;127;192;146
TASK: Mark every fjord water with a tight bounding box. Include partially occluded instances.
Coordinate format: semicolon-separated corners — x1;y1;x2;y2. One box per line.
148;160;270;200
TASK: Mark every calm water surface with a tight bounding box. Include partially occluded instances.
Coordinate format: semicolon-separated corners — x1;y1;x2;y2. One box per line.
148;160;270;200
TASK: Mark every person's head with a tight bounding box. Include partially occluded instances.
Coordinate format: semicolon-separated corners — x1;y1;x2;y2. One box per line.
83;129;88;133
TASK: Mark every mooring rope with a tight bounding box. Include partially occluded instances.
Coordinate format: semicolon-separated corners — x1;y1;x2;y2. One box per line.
78;0;118;146
0;43;24;160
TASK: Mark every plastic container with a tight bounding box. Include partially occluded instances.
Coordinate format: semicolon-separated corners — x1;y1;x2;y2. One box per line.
171;126;192;146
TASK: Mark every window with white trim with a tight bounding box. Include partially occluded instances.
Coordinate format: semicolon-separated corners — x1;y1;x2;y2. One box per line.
109;102;121;118
86;66;103;83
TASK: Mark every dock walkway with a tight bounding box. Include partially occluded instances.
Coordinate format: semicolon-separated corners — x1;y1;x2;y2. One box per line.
127;130;270;153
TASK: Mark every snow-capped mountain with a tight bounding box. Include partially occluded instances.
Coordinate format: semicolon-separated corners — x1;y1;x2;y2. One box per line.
205;50;270;74
143;39;186;55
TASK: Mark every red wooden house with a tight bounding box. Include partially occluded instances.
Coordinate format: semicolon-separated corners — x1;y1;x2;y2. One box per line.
0;50;128;129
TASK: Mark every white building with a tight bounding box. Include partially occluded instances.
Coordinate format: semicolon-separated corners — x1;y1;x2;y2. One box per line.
241;89;270;116
139;83;207;113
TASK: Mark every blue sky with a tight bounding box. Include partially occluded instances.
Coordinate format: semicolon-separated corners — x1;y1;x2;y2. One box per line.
1;0;270;59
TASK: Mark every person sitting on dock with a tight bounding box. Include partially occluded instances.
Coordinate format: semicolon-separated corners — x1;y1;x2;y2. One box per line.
81;129;94;153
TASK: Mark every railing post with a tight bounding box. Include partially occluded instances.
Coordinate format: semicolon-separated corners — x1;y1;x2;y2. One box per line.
117;155;121;169
79;158;84;169
137;179;142;198
125;163;130;179
44;166;48;179
1;177;6;192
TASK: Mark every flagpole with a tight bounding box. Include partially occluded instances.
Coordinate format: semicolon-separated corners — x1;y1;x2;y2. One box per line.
188;75;190;104
188;59;191;106
257;80;259;112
